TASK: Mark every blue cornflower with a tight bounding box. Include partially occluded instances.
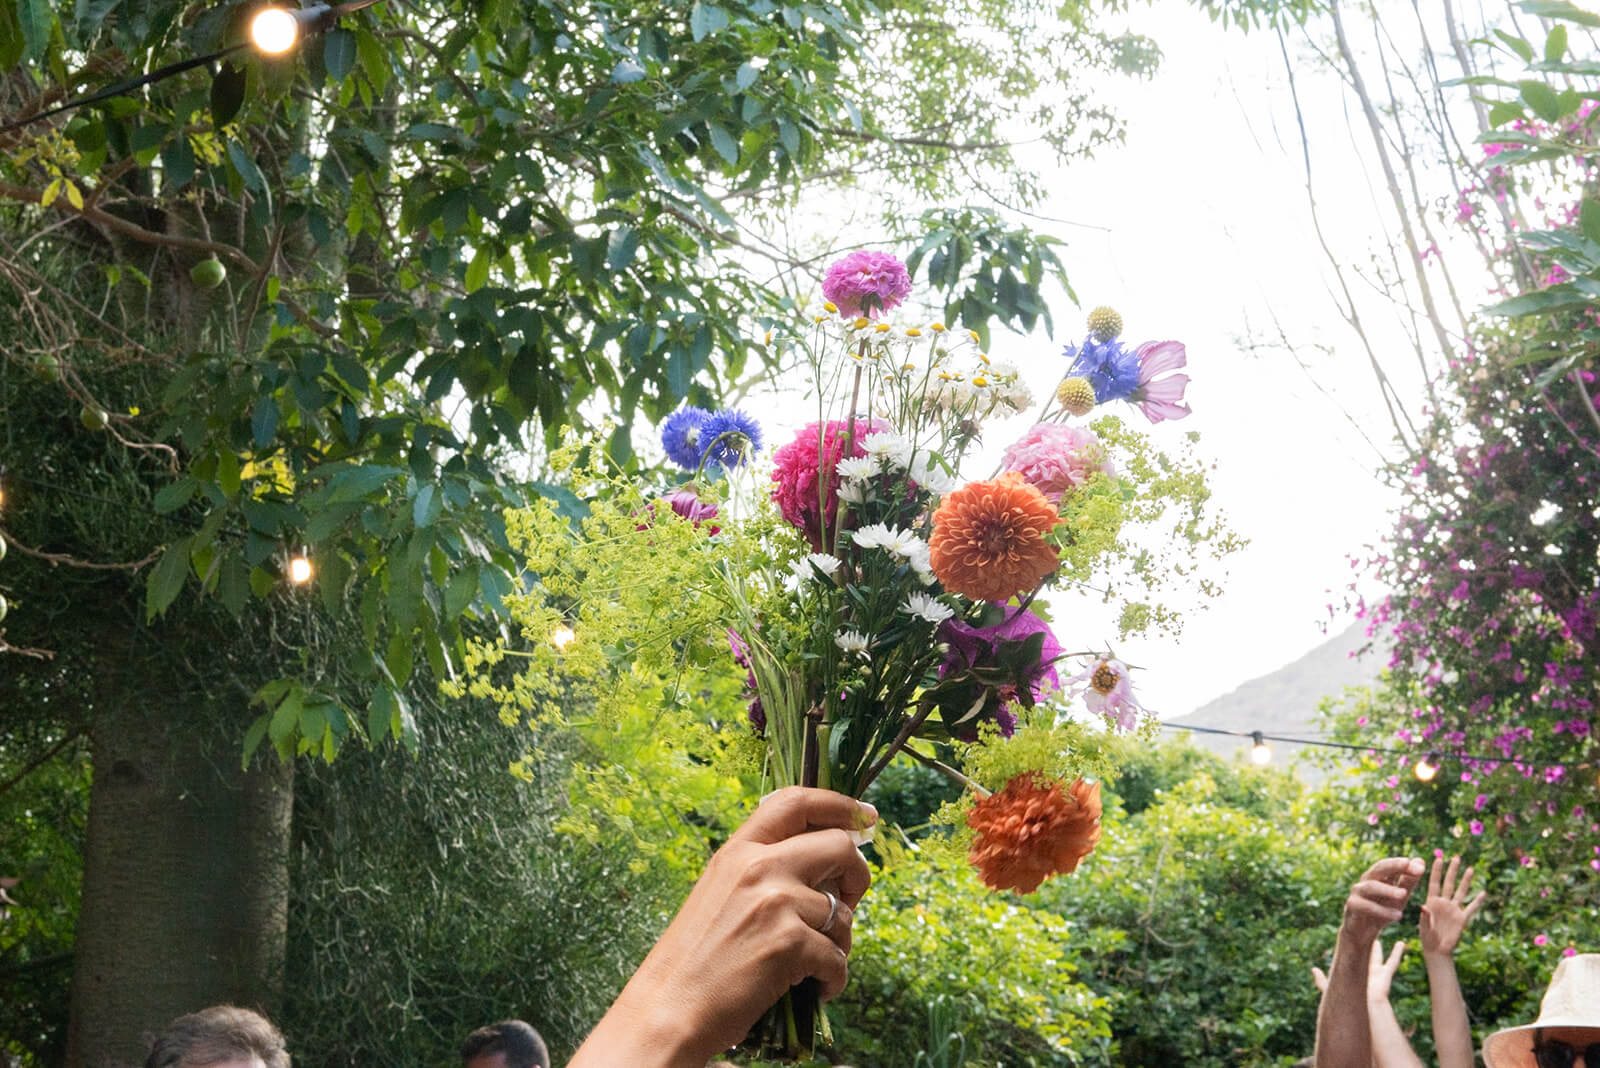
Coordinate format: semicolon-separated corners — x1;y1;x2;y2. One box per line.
661;406;711;470
1063;335;1141;403
699;408;764;470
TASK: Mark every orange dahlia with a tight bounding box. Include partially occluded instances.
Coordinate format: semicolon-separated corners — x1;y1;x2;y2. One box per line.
966;774;1102;894
929;472;1059;602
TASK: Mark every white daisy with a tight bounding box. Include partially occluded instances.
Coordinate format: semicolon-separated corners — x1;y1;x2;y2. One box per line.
862;432;912;469
834;629;870;655
806;553;843;577
835;455;880;483
900;592;954;624
909;451;962;495
837;480;867;505
851;523;896;550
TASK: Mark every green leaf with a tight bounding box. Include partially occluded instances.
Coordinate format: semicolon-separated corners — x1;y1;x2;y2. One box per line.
1580;201;1600;248
444;563;478;619
1519;79;1563;122
324;464;403;502
217;449;241;498
1496;29;1535;63
146;537;194;621
252;396;279;447
355;27;389;92
689;2;728;41
1517;1;1600;27
0;2;25;69
707;122;739;164
154;477;197;514
211;62;247;127
241;713;271;768
464;246;491;293
735;60;759;90
1484;284;1590;317
1546;24;1569;63
268;686;303;749
218;554;249;617
17;0;51;62
226;141;266;193
606;226;640;270
385;631;414;687
324;27;357;82
412;484;442;528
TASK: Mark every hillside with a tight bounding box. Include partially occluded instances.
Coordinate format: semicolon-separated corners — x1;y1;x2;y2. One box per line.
1163;622;1385;775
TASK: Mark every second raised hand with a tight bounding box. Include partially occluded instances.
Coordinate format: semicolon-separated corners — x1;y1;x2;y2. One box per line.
1420;854;1487;957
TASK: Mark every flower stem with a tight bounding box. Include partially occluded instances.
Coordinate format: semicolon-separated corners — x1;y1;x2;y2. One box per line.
902;743;991;798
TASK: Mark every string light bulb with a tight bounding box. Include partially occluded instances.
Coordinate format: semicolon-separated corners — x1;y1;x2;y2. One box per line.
1250;731;1272;765
287;552;313;585
1415;752;1440;782
550;624;576;650
249;7;302;53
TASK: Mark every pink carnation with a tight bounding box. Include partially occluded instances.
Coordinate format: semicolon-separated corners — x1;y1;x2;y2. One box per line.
1000;424;1115;504
770;418;884;550
821;251;912;319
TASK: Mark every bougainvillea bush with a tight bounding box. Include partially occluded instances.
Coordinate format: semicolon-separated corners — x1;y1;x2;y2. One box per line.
1327;11;1598;974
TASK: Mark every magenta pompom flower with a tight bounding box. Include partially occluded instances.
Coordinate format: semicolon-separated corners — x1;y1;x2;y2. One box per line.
770;418;884;550
1000;424;1115;504
821;251;912;320
1132;341;1191;423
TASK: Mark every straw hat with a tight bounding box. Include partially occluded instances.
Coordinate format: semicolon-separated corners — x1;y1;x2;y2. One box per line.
1484;954;1600;1068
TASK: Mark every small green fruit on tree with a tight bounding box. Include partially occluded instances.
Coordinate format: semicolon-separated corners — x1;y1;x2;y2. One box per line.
0;594;8;623
33;354;62;382
80;406;108;431
189;258;226;289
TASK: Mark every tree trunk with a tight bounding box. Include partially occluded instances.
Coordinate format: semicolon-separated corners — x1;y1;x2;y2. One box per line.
65;688;292;1068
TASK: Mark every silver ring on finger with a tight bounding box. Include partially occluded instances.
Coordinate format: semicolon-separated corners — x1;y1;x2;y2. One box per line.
817;890;839;936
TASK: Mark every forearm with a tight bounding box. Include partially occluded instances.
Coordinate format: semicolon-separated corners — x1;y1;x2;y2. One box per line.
1315;930;1376;1068
568;959;712;1068
1367;996;1423;1068
1423;950;1475;1068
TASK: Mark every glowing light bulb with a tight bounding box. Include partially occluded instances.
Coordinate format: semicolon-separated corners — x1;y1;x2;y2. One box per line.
550;625;576;650
1250;731;1272;766
288;554;313;585
1415;753;1439;782
250;8;300;54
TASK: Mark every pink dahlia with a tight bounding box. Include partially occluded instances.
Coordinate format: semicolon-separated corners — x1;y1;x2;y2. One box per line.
821;251;912;320
1131;341;1191;423
1000;424;1115;504
770;418;884;550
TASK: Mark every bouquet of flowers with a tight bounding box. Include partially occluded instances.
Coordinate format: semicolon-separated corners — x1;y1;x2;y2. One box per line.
449;246;1225;1062
650;250;1198;1056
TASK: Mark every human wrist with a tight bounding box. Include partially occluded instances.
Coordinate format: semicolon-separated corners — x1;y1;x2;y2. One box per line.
573;967;710;1068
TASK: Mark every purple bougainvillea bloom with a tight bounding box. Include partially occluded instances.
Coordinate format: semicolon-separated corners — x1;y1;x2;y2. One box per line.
822;250;912;319
1131;340;1192;423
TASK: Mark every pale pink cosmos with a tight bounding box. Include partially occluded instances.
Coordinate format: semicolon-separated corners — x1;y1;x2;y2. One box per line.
999;424;1115;504
1131;340;1191;423
1067;656;1145;732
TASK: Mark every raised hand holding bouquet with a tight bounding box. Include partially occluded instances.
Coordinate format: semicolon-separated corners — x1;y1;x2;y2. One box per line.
449;250;1235;1061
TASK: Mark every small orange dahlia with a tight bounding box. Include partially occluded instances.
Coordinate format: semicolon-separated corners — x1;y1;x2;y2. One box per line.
967;774;1102;894
929;472;1059;602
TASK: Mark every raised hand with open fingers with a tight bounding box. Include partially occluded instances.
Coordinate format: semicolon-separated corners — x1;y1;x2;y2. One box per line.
1419;854;1487;958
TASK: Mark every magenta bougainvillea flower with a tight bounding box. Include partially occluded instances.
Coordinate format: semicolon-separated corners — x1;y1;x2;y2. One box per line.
821;250;912;319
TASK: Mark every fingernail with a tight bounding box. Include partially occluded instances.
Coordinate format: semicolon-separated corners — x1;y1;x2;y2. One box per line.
856;800;878;823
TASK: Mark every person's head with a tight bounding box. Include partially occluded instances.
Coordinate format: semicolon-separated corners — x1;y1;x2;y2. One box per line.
1484;954;1600;1068
460;1020;549;1068
143;1005;288;1068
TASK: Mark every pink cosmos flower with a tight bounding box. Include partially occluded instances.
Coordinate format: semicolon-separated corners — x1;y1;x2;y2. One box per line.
1131;340;1191;423
1535;934;1550;946
821;251;912;319
1067;656;1145;732
999;424;1115;504
769;418;884;550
